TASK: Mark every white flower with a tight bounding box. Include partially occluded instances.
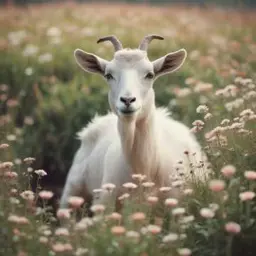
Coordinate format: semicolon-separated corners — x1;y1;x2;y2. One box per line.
162;233;179;243
25;67;33;76
38;53;53;63
47;27;62;37
23;44;38;56
34;169;47;176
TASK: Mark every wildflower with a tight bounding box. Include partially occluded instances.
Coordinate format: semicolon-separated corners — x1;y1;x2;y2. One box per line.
184;189;193;195
68;196;84;208
177;248;192;256
2;161;14;169
14;159;22;165
196;105;209;114
39;236;48;244
172;207;186;216
23;44;38;56
52;243;65;253
9;197;20;205
131;212;146;222
209;179;226;192
55;228;69;236
18;217;29;225
56;209;71;219
0;143;9;149
111;226;126;235
39;190;54;200
38;53;53;63
4;171;18;179
165;198;178;207
221;165;236;178
23;157;36;165
106;212;122;221
102;183;116;192
209;203;220;212
172;180;184;187
122;182;138;189
146;225;161;234
159;186;172;192
34;169;47;176
180;234;187;240
90;204;105;214
192;120;205;127
27;167;33;173
20;190;35;201
147;196;159;204
142;181;155;188
244;171;256;180
75;248;89;256
200;208;215;218
118;193;130;200
221;119;230;126
204;113;213;120
132;174;146;182
162;233;179;243
225;222;241;234
239;191;255;201
126;230;140;241
8;214;20;223
179;215;195;224
24;67;33;76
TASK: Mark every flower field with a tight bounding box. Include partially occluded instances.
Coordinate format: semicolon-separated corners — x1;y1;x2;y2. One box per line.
0;2;256;256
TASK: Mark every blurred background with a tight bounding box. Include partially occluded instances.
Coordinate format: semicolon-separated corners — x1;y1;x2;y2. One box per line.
0;0;255;207
1;0;256;8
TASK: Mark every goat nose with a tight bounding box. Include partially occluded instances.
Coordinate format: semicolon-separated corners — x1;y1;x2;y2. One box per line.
120;97;136;107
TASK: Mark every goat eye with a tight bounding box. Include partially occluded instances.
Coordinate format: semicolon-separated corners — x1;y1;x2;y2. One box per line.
104;73;113;80
145;72;154;79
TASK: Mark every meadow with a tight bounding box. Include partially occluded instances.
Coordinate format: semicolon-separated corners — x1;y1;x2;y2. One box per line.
0;2;256;256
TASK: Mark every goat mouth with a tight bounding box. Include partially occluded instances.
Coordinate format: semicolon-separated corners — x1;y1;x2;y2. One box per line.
118;108;139;116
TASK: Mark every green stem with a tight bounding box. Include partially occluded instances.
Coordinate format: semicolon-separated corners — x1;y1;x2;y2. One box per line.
226;235;233;256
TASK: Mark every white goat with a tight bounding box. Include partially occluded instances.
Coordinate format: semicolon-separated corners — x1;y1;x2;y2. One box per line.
60;35;209;209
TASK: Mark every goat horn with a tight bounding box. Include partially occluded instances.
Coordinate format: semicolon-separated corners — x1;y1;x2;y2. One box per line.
97;35;123;52
138;34;164;51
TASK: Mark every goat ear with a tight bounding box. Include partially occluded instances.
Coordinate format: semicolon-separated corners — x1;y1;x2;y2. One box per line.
153;49;187;78
74;49;108;75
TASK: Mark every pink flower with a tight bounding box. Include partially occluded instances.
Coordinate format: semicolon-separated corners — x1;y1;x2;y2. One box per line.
111;226;126;235
68;196;84;208
56;209;71;219
0;143;9;149
209;179;226;192
20;190;35;201
4;171;18;179
200;208;215;218
239;191;255;201
39;190;54;200
244;171;256;180
146;225;161;234
147;196;159;204
221;165;236;178
165;198;178;207
106;212;122;221
225;222;241;234
55;227;69;236
90;204;105;214
130;212;146;222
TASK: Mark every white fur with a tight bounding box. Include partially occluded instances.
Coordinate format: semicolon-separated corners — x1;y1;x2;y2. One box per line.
59;46;209;209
